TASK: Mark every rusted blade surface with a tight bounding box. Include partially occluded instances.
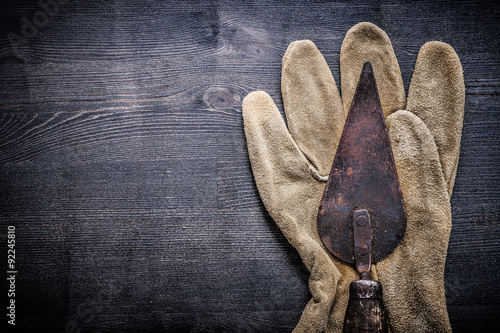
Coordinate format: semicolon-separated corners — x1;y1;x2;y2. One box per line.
317;62;406;265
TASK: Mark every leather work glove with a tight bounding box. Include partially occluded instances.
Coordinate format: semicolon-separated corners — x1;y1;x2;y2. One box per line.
242;22;464;332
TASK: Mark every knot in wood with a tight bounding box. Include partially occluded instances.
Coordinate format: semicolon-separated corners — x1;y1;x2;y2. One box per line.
203;87;239;109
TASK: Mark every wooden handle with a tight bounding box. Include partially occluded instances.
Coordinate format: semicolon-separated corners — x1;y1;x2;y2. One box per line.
343;279;388;333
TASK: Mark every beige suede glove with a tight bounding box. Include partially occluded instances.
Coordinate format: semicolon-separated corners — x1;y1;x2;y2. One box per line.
242;22;464;333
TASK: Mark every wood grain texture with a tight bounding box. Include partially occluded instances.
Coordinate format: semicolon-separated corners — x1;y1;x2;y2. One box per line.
1;0;499;332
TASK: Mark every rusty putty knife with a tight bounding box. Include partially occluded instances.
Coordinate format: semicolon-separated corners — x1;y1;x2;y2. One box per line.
317;62;407;332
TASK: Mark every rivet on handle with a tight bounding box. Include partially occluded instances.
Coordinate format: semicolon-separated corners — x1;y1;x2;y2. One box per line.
353;209;372;280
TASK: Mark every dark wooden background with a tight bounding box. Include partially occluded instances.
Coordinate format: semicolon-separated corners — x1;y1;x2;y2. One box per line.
1;1;499;332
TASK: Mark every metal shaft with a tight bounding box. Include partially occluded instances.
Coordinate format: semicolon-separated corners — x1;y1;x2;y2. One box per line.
353;209;372;280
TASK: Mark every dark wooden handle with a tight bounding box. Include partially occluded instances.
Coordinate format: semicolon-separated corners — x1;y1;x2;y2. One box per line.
343;279;388;333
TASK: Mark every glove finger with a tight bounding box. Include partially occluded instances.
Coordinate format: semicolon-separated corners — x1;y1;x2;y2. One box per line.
340;22;406;118
243;91;342;332
281;40;345;178
242;91;313;219
377;110;451;332
407;41;465;196
243;90;329;243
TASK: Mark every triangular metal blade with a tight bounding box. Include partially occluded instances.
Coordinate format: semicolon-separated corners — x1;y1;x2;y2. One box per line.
317;62;406;264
